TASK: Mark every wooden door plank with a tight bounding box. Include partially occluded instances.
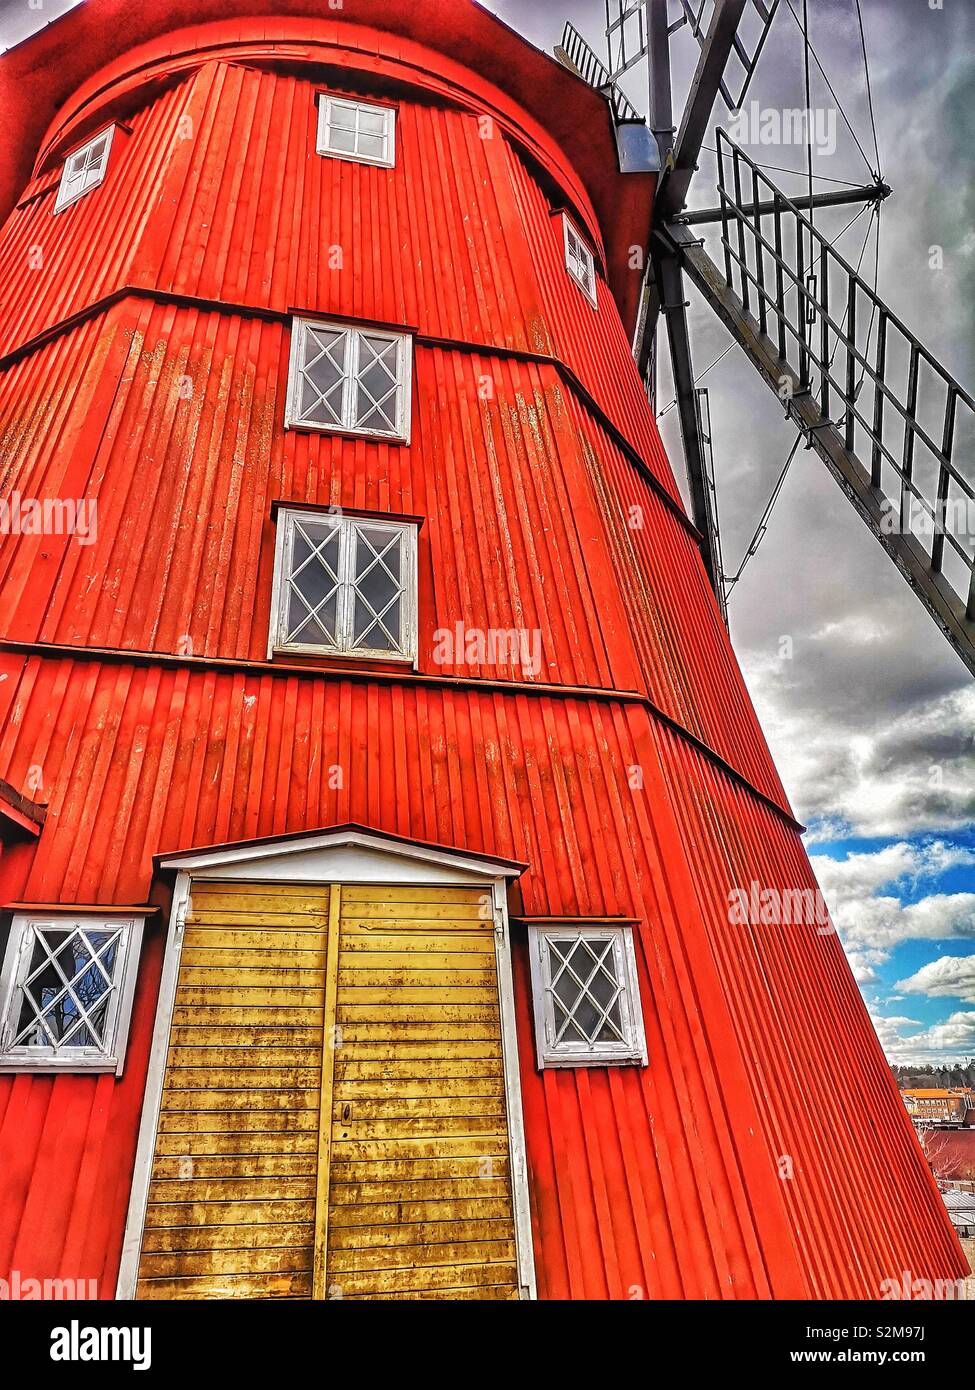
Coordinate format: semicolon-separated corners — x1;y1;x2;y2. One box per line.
312;884;342;1301
136;1273;312;1301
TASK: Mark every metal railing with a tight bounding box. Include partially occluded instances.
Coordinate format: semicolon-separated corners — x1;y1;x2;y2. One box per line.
711;130;975;620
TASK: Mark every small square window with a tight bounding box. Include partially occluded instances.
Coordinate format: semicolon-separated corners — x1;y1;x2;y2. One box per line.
563;214;598;308
54;127;115;212
528;924;647;1068
0;913;146;1073
270;508;418;662
286;318;413;442
317;96;396;168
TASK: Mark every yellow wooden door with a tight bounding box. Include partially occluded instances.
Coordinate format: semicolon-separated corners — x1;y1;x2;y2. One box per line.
325;885;520;1300
135;881;520;1300
136;882;331;1299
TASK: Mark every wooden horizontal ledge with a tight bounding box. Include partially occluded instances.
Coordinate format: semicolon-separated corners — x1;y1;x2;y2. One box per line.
0;637;648;703
0;284;700;546
509;916;639;927
269;499;426;528
3;902;160;916
0;639;805;836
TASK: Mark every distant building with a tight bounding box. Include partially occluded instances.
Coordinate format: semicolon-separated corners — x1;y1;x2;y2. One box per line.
917;1128;975;1183
941;1191;975;1241
903;1089;975;1128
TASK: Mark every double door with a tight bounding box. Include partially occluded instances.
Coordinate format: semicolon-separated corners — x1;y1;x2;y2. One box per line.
134;880;521;1300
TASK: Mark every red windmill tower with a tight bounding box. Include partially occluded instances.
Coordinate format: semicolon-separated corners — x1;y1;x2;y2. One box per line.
0;0;966;1302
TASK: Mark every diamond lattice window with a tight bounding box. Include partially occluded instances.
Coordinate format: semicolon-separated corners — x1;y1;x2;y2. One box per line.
317;96;397;167
563;214;598;308
529;925;647;1067
0;914;145;1073
286;319;412;440
270;509;418;661
54;127;115;212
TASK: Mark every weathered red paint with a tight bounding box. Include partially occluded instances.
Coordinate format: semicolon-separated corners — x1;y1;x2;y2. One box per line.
0;0;965;1299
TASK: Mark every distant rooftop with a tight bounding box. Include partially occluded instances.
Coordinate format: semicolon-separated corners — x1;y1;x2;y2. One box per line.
903;1088;974;1098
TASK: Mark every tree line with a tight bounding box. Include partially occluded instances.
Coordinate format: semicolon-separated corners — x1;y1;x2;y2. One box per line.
892;1060;975;1089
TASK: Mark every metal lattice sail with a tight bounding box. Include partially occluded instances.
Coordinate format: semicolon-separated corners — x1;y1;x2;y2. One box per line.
560;0;975;675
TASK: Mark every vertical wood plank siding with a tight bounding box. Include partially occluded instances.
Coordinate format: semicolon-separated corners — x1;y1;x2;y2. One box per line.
0;308;788;810
0;3;964;1300
0;661;963;1295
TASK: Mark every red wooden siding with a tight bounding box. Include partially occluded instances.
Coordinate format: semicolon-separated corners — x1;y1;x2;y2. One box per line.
0;0;964;1300
0;303;787;809
0;659;963;1297
0;58;666;500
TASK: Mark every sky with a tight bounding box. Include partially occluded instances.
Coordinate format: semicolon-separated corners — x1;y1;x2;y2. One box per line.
488;0;975;1066
2;0;973;1064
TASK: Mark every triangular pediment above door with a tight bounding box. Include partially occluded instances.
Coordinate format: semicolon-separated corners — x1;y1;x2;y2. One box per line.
155;822;527;887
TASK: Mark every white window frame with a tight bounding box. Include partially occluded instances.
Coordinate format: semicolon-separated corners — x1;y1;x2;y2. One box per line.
0;911;147;1075
269;507;418;663
54;126;115;213
528;923;647;1068
316;95;397;168
285;317;413;442
562;213;599;309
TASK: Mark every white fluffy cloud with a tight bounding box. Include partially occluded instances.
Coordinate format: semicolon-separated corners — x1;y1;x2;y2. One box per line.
814;841;975;898
825;892;975;954
844;949;884;985
811;841;975;954
896;956;975;1005
869;1008;975;1065
812;843;975;1063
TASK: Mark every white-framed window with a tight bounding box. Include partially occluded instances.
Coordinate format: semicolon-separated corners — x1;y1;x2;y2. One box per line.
317;95;397;167
285;318;413;442
563;214;598;308
54;126;115;212
528;924;647;1068
270;508;418;662
0;912;147;1074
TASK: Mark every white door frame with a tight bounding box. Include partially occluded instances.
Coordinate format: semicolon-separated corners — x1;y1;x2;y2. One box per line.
116;826;537;1300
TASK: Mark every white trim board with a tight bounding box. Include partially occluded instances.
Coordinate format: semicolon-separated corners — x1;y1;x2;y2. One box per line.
158;826;525;884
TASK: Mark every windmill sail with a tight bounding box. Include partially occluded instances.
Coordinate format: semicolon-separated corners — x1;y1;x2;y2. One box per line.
661;134;975;675
606;0;781;113
577;0;975;675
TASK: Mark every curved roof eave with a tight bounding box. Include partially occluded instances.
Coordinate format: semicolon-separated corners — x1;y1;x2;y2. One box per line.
0;0;654;333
